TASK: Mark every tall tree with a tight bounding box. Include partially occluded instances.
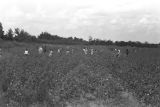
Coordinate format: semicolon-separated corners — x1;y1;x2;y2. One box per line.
6;28;13;40
0;22;4;39
14;28;20;36
14;29;31;41
38;32;52;40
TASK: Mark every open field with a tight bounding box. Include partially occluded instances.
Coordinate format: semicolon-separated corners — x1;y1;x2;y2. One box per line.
0;41;160;107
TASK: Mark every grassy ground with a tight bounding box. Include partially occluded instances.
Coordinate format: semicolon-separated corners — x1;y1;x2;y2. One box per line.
0;41;160;107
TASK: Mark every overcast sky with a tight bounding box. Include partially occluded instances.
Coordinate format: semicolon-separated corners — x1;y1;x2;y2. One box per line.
0;0;160;43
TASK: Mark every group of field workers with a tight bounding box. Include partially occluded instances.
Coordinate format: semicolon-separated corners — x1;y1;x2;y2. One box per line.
0;45;130;58
82;47;94;55
23;45;95;56
24;45;54;56
23;46;130;57
114;48;121;57
113;48;130;58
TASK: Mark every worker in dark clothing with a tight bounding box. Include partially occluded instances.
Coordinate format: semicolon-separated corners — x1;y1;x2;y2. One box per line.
126;49;129;56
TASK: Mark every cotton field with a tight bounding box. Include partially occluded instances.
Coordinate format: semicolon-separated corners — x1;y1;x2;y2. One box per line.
0;42;160;107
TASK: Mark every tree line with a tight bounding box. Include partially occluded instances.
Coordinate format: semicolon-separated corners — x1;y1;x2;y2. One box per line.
0;22;86;45
0;22;159;48
88;37;159;48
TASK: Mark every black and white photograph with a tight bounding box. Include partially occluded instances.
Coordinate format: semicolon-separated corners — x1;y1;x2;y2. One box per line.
0;0;160;107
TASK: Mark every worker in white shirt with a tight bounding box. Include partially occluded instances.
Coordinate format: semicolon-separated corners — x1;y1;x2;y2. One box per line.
24;48;29;55
49;50;53;57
